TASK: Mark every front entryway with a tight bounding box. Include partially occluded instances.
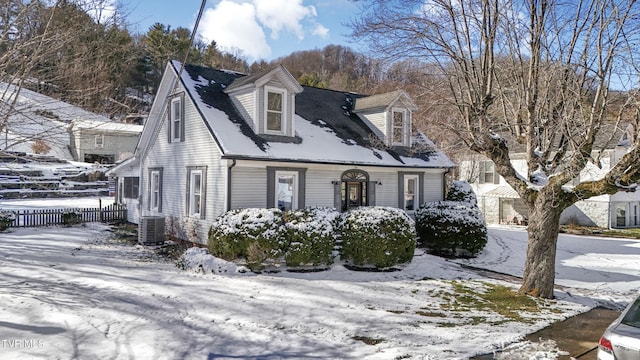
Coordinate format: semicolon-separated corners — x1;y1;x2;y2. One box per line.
341;170;368;211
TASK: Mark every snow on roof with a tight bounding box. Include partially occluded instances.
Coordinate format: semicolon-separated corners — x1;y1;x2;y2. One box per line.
175;62;454;168
71;119;143;134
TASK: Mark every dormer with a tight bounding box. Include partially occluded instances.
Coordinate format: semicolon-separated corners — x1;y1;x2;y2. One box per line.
224;65;303;137
353;90;418;147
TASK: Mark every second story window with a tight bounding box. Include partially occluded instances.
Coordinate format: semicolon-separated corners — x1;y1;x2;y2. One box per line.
265;88;285;134
392;110;405;145
95;134;104;148
171;97;182;142
479;161;500;184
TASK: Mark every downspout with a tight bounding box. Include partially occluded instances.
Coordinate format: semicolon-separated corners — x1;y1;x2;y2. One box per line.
227;159;236;211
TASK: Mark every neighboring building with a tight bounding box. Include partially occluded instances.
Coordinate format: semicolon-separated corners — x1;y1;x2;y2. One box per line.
69;120;143;163
460;124;640;228
108;61;455;244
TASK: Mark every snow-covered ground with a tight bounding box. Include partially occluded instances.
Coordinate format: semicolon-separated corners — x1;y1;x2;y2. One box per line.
0;196;115;210
1;220;638;359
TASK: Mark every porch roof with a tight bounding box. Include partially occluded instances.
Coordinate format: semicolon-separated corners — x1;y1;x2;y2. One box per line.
484;186;520;199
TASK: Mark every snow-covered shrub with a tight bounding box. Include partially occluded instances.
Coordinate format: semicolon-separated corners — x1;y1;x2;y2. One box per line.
208;208;286;268
415;201;487;257
446;180;477;206
338;206;416;269
0;210;15;231
283;207;339;267
177;247;245;274
61;209;82;226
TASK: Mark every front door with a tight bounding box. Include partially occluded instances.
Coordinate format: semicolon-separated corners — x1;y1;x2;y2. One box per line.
346;182;362;210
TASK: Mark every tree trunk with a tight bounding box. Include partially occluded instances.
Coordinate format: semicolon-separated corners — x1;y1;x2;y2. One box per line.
519;195;563;299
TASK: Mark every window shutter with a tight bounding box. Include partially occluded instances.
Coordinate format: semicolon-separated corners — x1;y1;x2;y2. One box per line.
479;162;485;184
166;102;171;143
493;168;500;184
397;173;404;208
333;183;341;209
158;168;163;213
185;169;191;216
298;169;306;208
367;181;376;206
266;167;275;208
180;93;185;142
200;168;207;219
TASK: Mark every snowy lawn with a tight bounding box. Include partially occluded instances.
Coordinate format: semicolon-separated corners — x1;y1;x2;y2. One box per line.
0;224;640;359
2;224;637;359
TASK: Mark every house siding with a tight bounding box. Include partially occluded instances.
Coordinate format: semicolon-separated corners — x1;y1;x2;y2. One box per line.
358;111;387;141
231;166;268;209
229;161;447;211
229;89;256;131
140;75;226;245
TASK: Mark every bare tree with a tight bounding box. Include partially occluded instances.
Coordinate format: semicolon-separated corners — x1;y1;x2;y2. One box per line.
352;0;640;298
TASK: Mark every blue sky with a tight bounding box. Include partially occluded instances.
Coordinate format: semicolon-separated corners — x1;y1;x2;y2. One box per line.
123;0;362;63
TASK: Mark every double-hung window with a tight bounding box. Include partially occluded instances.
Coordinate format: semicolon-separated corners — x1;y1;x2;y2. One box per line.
189;170;203;217
479;161;500;184
123;177;139;199
265;87;285;134
404;174;419;212
149;169;162;211
392;110;405;145
95;134;104;148
171;97;182;142
275;171;297;211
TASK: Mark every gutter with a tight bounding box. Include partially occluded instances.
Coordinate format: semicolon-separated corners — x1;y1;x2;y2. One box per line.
227;159;237;211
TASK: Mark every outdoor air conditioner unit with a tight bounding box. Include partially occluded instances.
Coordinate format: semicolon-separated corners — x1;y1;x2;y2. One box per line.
138;216;165;245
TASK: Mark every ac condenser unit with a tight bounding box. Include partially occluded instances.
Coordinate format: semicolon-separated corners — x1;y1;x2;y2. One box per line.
138;216;165;245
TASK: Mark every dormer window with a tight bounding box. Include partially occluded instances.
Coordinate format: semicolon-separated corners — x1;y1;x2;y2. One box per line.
224;65;302;138
392;110;405;145
266;88;284;133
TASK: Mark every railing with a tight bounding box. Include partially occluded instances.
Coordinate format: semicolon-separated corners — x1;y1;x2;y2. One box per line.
3;204;127;228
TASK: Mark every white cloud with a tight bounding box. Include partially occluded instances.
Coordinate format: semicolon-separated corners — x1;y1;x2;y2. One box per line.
197;0;328;61
198;0;271;60
311;22;329;38
253;0;317;40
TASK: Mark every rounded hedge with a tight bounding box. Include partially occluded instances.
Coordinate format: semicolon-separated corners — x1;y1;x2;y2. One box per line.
415;201;487;258
338;206;416;269
283;207;339;267
207;208;286;268
446;180;477;206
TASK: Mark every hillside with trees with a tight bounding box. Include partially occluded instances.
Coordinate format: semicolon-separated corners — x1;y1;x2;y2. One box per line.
0;1;458;160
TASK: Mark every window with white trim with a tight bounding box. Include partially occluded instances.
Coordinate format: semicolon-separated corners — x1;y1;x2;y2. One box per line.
265;87;285;134
171;96;182;142
95;134;104;148
189;170;203;217
150;170;160;211
275;171;297;211
392;110;405;145
479;161;500;184
404;174;419;212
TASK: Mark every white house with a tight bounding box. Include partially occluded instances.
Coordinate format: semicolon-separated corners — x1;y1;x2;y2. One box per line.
108;61;455;244
69;120;142;163
460;124;640;228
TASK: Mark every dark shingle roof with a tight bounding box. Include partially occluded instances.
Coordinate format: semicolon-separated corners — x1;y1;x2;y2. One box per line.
175;62;454;167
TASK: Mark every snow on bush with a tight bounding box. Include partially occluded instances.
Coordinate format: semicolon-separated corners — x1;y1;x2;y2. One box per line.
177;247;247;274
283;207;339;267
415;201;487;258
0;210;15;231
446;180;477;206
208;207;340;271
339;206;416;269
207;208;286;269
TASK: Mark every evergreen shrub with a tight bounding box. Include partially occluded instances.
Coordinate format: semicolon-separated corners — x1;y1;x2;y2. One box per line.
283;207;339;267
339;206;416;269
207;208;286;269
415;201;487;257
